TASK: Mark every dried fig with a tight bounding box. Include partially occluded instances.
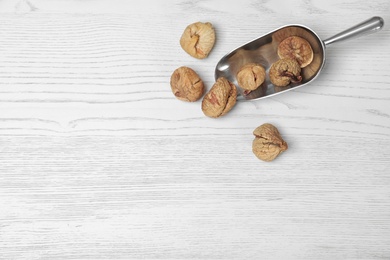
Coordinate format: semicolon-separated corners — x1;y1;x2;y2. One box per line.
170;66;204;102
269;58;302;87
236;63;266;91
202;77;237;118
252;123;288;162
278;36;313;68
180;22;216;59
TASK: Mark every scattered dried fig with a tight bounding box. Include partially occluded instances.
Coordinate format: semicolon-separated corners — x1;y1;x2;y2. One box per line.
252;123;288;162
202;77;237;118
269;58;302;87
170;66;204;102
278;36;313;68
236;63;266;91
180;22;216;59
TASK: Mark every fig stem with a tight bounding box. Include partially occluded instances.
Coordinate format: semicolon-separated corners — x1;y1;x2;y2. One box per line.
281;71;302;83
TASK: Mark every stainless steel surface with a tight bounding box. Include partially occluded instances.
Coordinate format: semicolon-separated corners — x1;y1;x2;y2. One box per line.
323;16;384;46
215;16;384;101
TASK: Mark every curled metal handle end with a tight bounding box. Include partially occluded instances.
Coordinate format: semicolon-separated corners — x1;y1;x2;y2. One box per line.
370;16;385;32
375;16;385;29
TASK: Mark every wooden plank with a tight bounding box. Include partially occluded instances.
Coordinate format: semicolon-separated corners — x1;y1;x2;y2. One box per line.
0;0;389;259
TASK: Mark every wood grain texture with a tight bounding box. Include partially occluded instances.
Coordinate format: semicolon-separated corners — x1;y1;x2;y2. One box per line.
0;0;390;259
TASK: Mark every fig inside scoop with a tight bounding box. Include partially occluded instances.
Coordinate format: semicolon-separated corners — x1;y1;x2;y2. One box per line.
215;16;384;101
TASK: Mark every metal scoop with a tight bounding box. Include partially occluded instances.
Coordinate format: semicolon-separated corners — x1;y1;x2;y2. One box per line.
215;16;384;100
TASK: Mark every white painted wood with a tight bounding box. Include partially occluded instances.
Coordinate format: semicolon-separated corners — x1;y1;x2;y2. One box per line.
0;0;389;259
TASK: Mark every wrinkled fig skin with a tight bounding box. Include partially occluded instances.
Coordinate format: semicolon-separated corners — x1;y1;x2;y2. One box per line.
278;36;314;68
252;123;288;162
269;58;302;87
180;22;216;59
170;66;204;102
236;63;266;91
202;77;237;118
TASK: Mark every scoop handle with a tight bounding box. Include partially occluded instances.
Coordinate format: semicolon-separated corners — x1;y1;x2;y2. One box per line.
323;16;384;46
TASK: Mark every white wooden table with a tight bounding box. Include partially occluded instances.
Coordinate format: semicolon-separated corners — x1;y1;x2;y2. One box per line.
1;0;390;259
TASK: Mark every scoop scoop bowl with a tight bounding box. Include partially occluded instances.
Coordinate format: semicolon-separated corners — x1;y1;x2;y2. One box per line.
215;16;384;100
